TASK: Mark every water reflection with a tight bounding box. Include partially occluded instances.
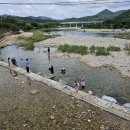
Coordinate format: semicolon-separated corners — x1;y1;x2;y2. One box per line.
48;52;51;63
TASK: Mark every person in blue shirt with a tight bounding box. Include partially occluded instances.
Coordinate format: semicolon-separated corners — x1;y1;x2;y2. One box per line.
25;59;30;73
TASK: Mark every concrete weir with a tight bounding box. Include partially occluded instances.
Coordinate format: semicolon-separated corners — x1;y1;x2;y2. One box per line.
0;61;130;121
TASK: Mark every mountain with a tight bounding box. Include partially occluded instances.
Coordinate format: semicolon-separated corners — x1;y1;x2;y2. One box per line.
96;9;113;17
62;9;126;22
27;16;54;20
0;14;55;21
0;14;14;17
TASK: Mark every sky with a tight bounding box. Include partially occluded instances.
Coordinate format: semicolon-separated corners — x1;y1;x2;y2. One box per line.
0;0;130;19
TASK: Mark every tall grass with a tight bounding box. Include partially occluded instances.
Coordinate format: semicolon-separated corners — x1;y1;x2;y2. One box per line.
96;47;109;56
58;44;121;56
58;44;88;55
89;46;96;53
107;46;121;52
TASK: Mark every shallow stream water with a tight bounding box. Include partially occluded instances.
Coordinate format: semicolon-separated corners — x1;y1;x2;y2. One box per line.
0;45;130;104
50;30;116;38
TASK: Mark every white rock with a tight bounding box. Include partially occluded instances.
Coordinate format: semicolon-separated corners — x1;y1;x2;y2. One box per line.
87;119;91;122
30;90;39;95
50;116;55;120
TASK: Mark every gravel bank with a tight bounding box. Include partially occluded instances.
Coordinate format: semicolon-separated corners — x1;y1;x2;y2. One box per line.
0;66;129;130
36;35;130;49
0;32;33;49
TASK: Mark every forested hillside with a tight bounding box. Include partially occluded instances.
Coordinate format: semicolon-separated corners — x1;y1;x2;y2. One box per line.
0;16;59;35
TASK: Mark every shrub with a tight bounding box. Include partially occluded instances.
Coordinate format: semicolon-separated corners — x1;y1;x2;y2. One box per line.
107;46;121;52
19;42;34;50
89;46;96;53
96;47;109;56
58;44;88;55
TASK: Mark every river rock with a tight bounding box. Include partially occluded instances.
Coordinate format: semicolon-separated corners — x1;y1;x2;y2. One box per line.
37;72;42;75
50;116;55;120
23;124;28;127
30;89;39;95
14;77;20;80
88;90;93;95
87;119;91;122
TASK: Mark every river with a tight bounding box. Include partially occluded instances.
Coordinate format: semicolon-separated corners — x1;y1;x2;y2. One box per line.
50;30;117;38
0;44;130;104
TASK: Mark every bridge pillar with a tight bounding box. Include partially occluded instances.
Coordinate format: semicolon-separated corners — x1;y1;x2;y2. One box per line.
82;23;84;28
70;24;71;28
76;22;77;28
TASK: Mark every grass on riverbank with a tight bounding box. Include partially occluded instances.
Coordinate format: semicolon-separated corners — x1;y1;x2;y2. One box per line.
96;47;109;56
58;44;121;56
89;46;96;53
58;44;88;55
18;31;59;50
107;46;121;52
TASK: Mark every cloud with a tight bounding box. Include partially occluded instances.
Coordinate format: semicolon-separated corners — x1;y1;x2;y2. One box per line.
0;0;130;19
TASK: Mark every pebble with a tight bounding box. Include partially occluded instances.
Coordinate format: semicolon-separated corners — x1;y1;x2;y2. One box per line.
52;105;56;109
30;89;39;95
37;72;42;75
87;119;91;122
14;77;20;80
50;116;55;120
88;109;91;112
23;124;28;127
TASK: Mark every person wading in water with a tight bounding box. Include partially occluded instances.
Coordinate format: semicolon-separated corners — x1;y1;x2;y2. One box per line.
25;59;30;73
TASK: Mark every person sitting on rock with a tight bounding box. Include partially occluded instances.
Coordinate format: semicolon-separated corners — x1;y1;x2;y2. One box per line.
80;78;86;89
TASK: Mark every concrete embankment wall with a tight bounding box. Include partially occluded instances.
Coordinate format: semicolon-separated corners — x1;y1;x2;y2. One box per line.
0;61;130;121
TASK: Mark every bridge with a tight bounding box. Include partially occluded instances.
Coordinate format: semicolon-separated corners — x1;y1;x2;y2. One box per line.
61;21;104;28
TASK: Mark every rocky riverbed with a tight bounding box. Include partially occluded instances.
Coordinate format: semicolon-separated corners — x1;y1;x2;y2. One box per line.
0;66;129;130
